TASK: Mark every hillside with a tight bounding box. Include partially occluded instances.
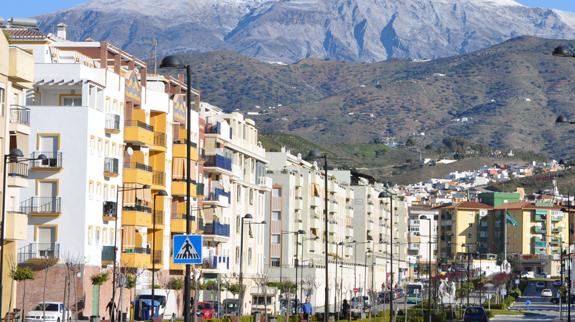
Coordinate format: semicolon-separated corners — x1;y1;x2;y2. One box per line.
184;37;575;159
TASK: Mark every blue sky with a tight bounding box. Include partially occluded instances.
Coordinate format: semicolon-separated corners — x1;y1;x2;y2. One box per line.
1;0;575;18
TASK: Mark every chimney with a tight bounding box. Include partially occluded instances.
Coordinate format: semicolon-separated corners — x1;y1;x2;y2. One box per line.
56;23;67;40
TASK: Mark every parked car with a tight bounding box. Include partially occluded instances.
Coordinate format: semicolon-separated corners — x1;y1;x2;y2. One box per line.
552;280;563;287
540;289;553;298
520;271;535;279
535;281;546;289
196;302;216;319
463;306;489;322
537;272;551;279
551;294;575;304
25;302;71;322
222;299;239;316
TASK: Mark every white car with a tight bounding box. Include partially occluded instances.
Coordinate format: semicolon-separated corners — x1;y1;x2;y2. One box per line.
541;289;553;298
25;302;71;322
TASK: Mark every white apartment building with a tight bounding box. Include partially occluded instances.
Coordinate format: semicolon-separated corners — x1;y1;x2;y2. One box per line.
406;205;438;279
200;102;271;314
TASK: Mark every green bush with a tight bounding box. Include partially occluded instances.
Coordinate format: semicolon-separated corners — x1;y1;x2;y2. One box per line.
486;310;495;318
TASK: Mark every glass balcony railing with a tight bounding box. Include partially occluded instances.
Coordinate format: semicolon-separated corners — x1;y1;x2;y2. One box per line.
101;246;115;262
104;157;119;176
204;155;232;172
200;219;230;237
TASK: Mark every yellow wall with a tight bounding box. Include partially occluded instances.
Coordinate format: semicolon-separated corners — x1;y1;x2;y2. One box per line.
453;209;479;254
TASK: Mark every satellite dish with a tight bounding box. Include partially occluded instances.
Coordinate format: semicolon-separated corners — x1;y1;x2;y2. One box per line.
126;147;134;156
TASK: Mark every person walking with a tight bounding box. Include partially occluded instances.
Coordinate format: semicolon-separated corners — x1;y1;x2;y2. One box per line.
341;299;350;321
106;300;117;321
301;299;313;321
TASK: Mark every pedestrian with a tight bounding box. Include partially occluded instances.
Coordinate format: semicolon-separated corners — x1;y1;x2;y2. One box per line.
106;300;117;321
341;299;350;320
301;298;312;321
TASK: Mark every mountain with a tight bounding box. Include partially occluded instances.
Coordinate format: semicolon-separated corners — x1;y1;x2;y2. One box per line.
38;0;575;63
181;36;575;159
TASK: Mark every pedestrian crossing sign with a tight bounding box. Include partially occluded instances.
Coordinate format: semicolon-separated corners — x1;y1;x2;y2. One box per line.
173;234;203;265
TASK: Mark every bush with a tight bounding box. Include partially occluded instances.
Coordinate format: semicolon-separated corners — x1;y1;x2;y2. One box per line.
509;288;521;299
486;310;495;318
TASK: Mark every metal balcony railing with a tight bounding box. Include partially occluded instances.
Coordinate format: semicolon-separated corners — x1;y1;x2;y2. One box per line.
154;133;166;147
105;113;121;131
103;201;117;217
204;155;232;171
104;157;119;175
18;243;59;263
200;219;230;237
8;162;28;177
125;120;153;132
31;151;62;169
9;105;30;126
123;204;152;213
153;210;164;226
101;246;115;262
123;247;151;254
153;171;165;186
124;162;153;172
20;197;61;214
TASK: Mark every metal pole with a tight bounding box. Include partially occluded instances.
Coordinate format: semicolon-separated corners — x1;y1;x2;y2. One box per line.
301;238;305;306
479;251;482;306
390;196;394;322
110;185;121;322
334;243;338;321
339;246;344;322
354;242;357;296
568;195;572;322
295;233;299;311
0;155;8;320
152;194;159;318
184;64;193;322
239;217;245;317
427;219;431;322
467;249;470;307
323;155;329;322
364;251;368;313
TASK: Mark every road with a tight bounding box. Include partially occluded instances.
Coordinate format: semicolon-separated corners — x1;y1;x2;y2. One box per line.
503;280;565;321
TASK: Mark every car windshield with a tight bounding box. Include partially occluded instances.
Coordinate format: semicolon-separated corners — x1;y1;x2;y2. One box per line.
198;303;212;310
34;304;59;311
465;308;484;315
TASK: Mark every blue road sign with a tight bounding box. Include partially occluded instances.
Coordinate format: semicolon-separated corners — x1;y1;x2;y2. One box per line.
173;234;203;265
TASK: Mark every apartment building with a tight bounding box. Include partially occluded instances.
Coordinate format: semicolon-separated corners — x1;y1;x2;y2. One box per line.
0;26;34;315
200;102;271;314
6;23;201;317
406;205;438;279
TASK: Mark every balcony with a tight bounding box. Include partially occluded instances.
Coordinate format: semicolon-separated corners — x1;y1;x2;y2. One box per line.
101;246;115;265
124;120;154;146
173;143;199;160
152;171;166;189
550;238;561;247
204;188;230;207
551;213;564;222
105;113;121;134
153;210;165;229
9;105;30;134
103;201;117;221
171;211;198;233
257;176;273;189
20;197;61;216
408;243;420;251
18;243;59;264
104;157;120;177
201;220;230;242
122;204;152;228
121;248;151;268
204;155;233;175
151;132;167;152
205;122;232;141
7;162;29;188
532;238;546;249
552;227;562;234
310;196;321;208
123;162;153;185
201;255;230;272
532;226;546;234
4;211;27;240
171;179;199;197
9;46;34;84
30;151;62;171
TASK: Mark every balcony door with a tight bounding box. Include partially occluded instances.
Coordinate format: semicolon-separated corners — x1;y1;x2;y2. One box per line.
38;181;58;213
38;134;59;166
37;226;56;258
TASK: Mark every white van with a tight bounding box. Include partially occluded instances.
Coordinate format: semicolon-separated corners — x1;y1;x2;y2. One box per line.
136;289;178;320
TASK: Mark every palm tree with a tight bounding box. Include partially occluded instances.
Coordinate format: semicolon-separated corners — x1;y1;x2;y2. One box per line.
90;272;110;317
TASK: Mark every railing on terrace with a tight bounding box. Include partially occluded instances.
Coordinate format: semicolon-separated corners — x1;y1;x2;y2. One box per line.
104;157;119;175
123;247;151;254
154;133;166;147
124;162;153;172
153;211;164;225
18;243;59;263
9;105;30;126
20;197;61;214
125;120;154;132
200;219;230;237
202;256;230;270
204;155;232;171
153;171;165;186
31;151;62;169
101;246;115;262
207;188;231;202
123;204;152;213
105;113;121;131
8;162;28;177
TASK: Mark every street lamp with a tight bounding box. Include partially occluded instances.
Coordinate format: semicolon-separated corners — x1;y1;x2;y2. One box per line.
110;183;150;322
151;189;168;317
419;215;433;322
160;54;195;322
378;190;395;322
306;150;329;322
363;249;372;312
239;214;266;316
334;241;344;321
0;149;46;319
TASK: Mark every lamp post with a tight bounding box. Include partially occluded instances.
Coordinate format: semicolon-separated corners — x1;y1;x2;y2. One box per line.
560;196;573;322
335;241;343;321
160;54;194;322
0;149;46;319
239;214;266;317
111;183;150;322
307;150;329;322
419;215;433;322
151;190;168;317
294;229;305;309
363;249;372;313
302;236;319;304
379;190;395;322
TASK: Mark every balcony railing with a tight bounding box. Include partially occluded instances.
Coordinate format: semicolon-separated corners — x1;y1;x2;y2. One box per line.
105;113;121;132
123;247;151;254
31;151;62;169
123;204;152;213
154;133;166;147
532;226;546;234
206;188;231;202
20;197;61;214
125;120;154;132
202;255;230;270
9;105;30;126
103;201;117;218
196;183;205;196
152;250;162;264
153;171;165;186
124;162;153;172
102;246;115;262
18;243;59;263
200;220;230;237
153;211;164;226
8;162;28;177
104;157;119;176
534;214;546;222
204;155;232;172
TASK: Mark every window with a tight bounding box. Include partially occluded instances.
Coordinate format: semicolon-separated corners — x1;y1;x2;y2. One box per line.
248;248;252;265
249;189;254;205
271;258;280;267
271;234;281;244
272;188;281;197
0;87;5;116
272;211;281;221
61;95;82;106
95;227;101;245
88;226;93;245
237;186;242;202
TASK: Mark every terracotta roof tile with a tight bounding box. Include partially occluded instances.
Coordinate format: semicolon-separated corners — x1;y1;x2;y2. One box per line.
4;27;47;40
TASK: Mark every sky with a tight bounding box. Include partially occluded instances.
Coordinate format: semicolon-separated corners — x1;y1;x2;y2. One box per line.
1;0;575;18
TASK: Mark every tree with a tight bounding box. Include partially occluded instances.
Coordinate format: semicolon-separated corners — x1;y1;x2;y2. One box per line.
11;266;34;322
91;272;110;317
165;278;183;318
33;258;58;322
224;283;241;296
